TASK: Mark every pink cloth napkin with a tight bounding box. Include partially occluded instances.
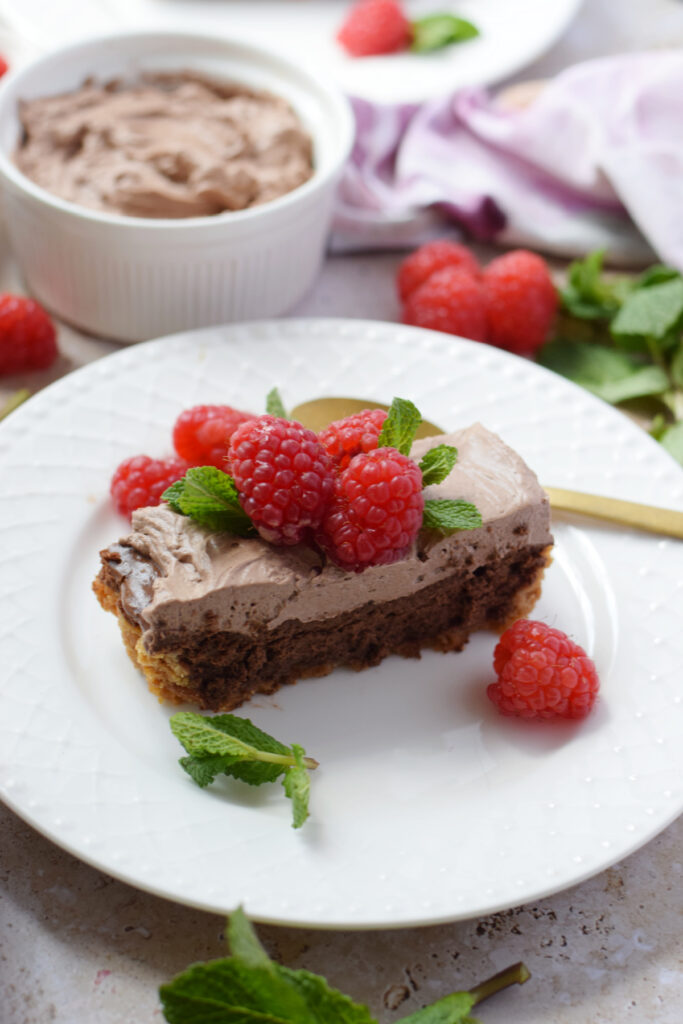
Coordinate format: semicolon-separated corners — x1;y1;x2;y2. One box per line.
332;51;683;267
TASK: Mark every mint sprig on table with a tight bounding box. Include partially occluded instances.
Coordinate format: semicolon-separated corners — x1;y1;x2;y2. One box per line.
170;713;317;829
540;249;683;464
160;906;530;1024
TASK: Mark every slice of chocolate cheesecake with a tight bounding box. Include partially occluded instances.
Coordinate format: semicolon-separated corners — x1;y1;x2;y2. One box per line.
93;424;552;710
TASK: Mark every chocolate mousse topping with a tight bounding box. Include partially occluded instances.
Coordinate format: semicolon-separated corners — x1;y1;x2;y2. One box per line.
15;71;314;218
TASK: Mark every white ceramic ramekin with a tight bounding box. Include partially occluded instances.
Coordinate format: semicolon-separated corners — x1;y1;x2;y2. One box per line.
0;31;354;342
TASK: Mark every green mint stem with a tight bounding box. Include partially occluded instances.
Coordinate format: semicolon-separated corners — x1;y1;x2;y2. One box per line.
672;389;683;421
469;962;530;1006
253;750;319;771
645;335;666;371
0;388;31;420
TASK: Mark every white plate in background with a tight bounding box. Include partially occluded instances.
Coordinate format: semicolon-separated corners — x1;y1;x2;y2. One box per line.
0;0;583;102
0;319;681;928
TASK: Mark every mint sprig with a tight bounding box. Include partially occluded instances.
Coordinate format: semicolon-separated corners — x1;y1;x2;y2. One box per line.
411;13;479;54
547;250;683;464
163;466;255;535
538;340;670;404
377;397;422;455
160;908;530;1024
170;713;318;829
560;248;634;320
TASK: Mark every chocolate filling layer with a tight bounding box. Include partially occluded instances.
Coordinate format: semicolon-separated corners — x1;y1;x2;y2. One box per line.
96;542;550;711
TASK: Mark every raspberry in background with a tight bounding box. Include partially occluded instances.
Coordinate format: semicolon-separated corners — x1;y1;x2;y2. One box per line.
317;447;424;571
397;240;481;302
111;455;190;519
337;0;412;57
487;619;599;720
319;407;388;470
229;414;335;545
0;57;8;78
402;265;487;341
0;294;58;376
483;249;558;355
173;404;253;469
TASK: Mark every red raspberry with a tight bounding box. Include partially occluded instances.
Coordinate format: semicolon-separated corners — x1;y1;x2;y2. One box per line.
317;447;424;571
487;619;600;720
0;294;58;375
397;240;481;302
402;266;487;341
110;454;190;519
319;408;388;471
229;415;335;545
482;249;558;355
173;404;253;469
337;0;412;57
0;57;8;78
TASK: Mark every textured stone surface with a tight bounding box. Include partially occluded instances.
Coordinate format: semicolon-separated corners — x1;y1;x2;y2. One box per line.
2;1;683;1019
1;802;681;1022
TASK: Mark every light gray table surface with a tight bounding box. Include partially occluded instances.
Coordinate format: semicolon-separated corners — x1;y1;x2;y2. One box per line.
2;2;683;1022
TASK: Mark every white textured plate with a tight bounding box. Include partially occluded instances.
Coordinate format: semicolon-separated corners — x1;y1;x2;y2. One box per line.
1;319;682;929
0;0;583;103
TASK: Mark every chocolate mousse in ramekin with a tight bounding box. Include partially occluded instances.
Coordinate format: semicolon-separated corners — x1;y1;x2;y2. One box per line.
0;33;354;341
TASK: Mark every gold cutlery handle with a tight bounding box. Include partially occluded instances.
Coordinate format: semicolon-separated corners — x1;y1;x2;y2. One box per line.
290;398;683;541
545;487;683;540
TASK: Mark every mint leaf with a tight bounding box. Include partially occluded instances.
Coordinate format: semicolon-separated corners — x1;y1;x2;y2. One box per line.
423;499;482;533
178;754;244;788
538;339;670;404
611;277;683;344
636;264;682;289
560;249;630;320
396;991;475;1023
419;444;458;486
160;959;318;1024
411;14;479;53
227;907;273;971
170;713;317;828
266;387;287;418
377;397;422;455
277;968;376;1023
161;910;374;1024
282;745;311;830
163;466;255;535
659;420;683;465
